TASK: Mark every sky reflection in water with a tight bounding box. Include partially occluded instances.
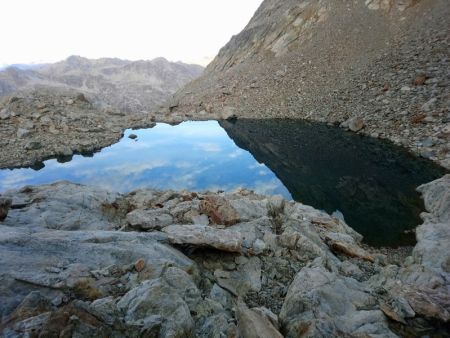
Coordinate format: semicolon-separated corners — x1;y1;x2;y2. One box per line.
0;121;291;198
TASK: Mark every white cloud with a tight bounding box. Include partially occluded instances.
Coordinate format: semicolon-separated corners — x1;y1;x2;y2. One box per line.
196;143;222;153
0;0;263;66
0;171;35;191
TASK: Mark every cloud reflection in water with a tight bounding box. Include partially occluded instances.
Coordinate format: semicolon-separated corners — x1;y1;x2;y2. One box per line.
0;121;291;199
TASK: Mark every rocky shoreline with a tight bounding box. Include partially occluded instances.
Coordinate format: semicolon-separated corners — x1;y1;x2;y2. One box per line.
0;90;156;169
0;90;238;170
0;175;448;337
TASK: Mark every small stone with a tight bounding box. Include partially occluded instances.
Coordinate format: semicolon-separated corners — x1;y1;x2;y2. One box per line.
414;74;427;86
344;116;364;132
134;259;145;272
45;267;61;274
76;93;89;103
0;197;12;221
221;106;237;120
17;128;31;138
252;239;266;255
25;141;42;150
400;86;411;92
420;138;434;147
0;108;11;120
36;102;47;109
128;133;138;140
235;256;249;265
421;98;437;112
48;125;59;135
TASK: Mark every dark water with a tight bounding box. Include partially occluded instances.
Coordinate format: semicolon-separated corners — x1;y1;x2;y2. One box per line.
0;119;445;247
221;119;446;247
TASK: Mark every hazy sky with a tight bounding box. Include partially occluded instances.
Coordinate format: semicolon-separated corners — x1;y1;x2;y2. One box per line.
0;0;263;67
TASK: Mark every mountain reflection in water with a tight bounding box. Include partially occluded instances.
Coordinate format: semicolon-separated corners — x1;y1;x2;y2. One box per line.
221;119;446;247
0;119;445;247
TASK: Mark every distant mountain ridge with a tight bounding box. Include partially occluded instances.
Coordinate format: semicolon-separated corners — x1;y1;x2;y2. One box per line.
0;56;203;113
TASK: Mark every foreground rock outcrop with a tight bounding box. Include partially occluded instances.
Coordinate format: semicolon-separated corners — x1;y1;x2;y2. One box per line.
1;178;448;337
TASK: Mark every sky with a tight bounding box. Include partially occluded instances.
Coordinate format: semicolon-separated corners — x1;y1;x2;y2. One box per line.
0;0;263;67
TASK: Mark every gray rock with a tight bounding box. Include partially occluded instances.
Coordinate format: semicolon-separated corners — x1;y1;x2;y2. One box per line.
210;284;233;309
280;267;397;337
417;174;450;223
0;225;193;318
126;209;174;231
0;108;11;120
191;214;209;225
117;278;195;337
17;128;31;138
24;141;42;150
421;97;437;112
347;116;365;132
2;181;121;231
215;257;261;296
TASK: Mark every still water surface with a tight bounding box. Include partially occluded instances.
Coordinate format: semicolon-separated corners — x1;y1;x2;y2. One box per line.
0;120;445;246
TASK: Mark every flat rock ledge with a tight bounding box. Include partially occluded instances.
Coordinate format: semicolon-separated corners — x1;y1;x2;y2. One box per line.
0;177;449;337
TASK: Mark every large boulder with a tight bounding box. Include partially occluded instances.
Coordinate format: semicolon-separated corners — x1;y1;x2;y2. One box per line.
117;269;198;338
0;226;194;319
1;181;121;231
280;266;396;337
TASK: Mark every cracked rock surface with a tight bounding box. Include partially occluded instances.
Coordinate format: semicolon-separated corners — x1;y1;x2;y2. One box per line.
0;178;448;337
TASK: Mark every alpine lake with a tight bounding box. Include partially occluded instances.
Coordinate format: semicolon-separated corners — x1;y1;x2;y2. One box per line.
0;119;445;247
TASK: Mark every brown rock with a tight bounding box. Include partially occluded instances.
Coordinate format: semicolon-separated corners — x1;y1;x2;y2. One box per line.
199;196;240;226
329;241;374;262
403;287;450;322
236;300;283;338
162;224;243;253
348;117;365;132
410;113;427;124
413;74;427;86
380;302;407;325
76;93;89;103
134;258;146;272
0;197;12;221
